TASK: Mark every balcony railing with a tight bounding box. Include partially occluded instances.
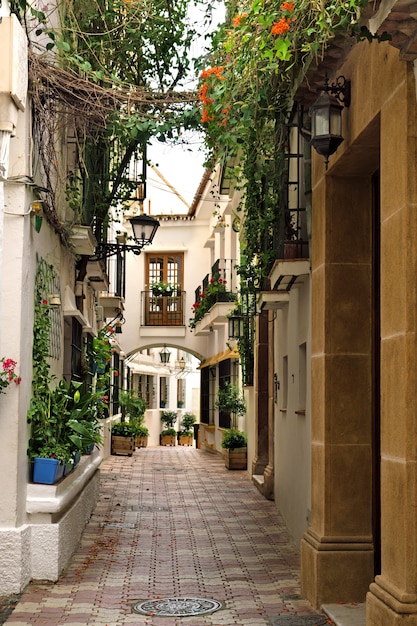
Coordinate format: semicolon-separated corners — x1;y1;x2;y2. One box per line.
141;290;185;326
195;258;238;303
190;259;238;329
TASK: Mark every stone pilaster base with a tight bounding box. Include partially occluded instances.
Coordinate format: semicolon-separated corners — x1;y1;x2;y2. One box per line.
262;463;274;500
366;576;417;625
301;528;374;608
0;525;31;594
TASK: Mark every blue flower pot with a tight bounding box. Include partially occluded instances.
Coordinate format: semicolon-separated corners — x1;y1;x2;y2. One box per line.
33;457;59;485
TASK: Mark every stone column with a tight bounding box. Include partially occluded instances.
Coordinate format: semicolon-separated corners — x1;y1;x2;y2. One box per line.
252;312;269;477
366;63;417;626
301;170;375;606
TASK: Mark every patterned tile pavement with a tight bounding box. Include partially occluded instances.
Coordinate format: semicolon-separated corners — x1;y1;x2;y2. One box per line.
1;447;331;626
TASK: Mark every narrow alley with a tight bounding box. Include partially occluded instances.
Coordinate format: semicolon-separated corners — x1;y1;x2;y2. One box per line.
1;447;330;626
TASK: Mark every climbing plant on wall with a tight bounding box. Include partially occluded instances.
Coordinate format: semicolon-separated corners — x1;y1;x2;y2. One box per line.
198;0;371;284
11;0;218;242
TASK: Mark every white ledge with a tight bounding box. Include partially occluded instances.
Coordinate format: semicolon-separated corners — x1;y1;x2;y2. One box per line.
26;450;102;516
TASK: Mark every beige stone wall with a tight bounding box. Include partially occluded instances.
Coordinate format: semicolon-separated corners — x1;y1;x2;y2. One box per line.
302;38;417;623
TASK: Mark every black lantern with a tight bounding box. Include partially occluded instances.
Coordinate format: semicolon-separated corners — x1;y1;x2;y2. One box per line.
159;345;171;364
228;315;244;339
92;213;160;259
129;214;160;249
310;76;351;168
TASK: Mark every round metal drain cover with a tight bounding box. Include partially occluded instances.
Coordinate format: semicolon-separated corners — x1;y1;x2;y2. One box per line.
132;597;223;617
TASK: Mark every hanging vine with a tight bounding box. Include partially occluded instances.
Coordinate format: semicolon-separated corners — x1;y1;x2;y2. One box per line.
11;0;218;242
198;0;374;283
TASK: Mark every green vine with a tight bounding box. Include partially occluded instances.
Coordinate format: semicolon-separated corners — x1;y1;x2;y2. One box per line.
199;0;369;283
27;258;103;461
10;0;218;243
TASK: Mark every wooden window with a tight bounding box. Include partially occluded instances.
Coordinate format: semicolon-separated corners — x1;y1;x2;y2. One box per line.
146;252;183;288
145;252;184;325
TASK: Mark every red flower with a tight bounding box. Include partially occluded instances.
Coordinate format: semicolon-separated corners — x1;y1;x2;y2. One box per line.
281;1;294;12
3;358;16;372
42;299;48;305
114;371;119;377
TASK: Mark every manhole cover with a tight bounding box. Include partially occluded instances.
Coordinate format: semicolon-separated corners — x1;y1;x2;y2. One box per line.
132;597;223;617
269;615;329;626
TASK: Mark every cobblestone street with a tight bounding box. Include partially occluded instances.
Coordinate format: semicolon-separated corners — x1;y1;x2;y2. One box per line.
2;447;328;625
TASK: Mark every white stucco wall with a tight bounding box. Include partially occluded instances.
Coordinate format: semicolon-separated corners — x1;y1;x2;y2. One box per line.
274;279;312;545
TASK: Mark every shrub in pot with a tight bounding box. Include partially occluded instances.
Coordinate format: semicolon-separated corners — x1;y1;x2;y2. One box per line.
221;428;247;470
133;424;149;448
111;421;135;456
178;412;196;446
215;382;246;429
160;427;177;446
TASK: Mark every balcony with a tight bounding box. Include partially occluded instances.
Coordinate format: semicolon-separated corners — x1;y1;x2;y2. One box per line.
190;259;238;332
141;290;185;326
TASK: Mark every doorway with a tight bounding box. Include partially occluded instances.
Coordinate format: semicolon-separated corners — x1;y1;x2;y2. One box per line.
372;170;381;576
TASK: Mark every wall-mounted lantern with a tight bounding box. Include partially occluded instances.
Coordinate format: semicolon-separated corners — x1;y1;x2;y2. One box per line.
310;75;351;168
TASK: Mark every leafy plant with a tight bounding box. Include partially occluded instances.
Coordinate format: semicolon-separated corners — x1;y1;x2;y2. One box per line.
134;425;150;438
190;277;236;329
10;0;212;242
119;390;146;421
180;412;196;436
37;442;72;464
28;258;103;460
160;410;177;429
151;281;175;295
215;382;246;428
161;427;177;437
221;428;247;450
111;421;135;437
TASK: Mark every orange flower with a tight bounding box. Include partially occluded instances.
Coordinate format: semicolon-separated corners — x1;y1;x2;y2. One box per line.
200;66;225;80
271;17;291;35
280;1;294;12
198;83;214;105
220;106;231;127
232;12;248;27
201;108;214;124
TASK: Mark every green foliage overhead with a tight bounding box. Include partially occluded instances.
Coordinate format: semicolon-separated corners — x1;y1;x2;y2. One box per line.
11;0;220;239
199;0;369;282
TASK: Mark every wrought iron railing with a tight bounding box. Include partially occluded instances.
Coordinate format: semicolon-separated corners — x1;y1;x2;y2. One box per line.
141;290;185;326
195;258;238;303
191;259;238;329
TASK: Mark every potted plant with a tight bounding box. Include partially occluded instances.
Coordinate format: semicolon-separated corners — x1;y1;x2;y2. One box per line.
134;425;150;448
28;265;104;482
151;281;174;296
178;412;196;446
32;443;72;484
221;428;248;470
28;379;104;482
160;410;177;445
111;421;136;456
119;390;148;447
215;382;246;429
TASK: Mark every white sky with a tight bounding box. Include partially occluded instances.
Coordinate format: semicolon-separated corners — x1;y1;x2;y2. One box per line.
145;2;225;216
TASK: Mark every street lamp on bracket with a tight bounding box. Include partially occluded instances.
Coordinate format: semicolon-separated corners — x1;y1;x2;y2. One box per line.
91;214;160;260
